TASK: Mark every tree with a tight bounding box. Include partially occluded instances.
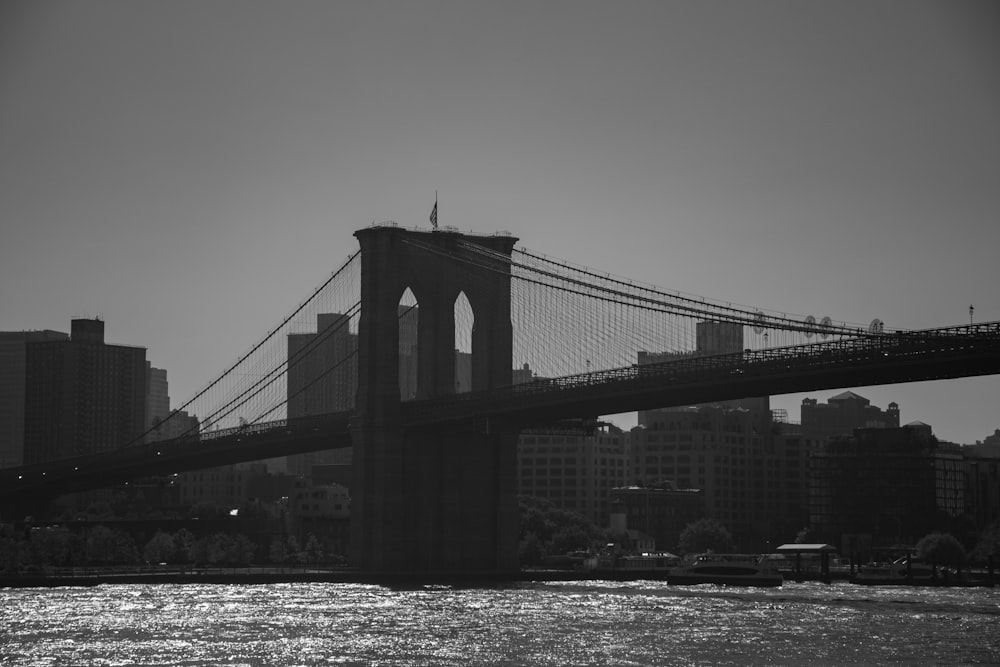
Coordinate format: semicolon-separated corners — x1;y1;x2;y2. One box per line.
678;518;734;554
142;531;176;564
518;532;545;565
0;535;29;572
794;526;818;544
516;496;606;565
915;532;965;570
196;533;236;565
972;522;1000;563
304;534;324;564
173;529;196;563
230;534;256;566
85;525;138;565
268;537;287;564
285;535;303;565
28;527;78;567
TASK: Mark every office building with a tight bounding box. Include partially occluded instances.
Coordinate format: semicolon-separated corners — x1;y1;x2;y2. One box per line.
0;329;69;467
145;362;170;442
23;319;146;464
286;313;358;476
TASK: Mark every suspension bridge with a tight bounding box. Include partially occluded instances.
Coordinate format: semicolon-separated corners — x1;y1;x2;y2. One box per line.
4;224;1000;573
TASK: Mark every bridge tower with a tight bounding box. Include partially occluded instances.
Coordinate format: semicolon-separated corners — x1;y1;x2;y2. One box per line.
351;225;520;573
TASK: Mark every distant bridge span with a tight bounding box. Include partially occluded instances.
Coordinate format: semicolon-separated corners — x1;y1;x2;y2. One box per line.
3;321;999;502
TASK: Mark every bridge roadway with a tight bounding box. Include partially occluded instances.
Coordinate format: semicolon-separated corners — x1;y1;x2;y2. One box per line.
3;322;999;501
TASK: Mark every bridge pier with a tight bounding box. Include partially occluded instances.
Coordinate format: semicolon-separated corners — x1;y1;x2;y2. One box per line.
351;425;518;572
350;226;520;574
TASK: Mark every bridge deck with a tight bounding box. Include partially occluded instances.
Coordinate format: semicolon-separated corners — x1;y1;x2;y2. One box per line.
3;322;998;500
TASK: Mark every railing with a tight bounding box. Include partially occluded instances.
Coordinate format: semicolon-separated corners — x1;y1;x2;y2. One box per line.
404;322;1000;423
4;322;999;497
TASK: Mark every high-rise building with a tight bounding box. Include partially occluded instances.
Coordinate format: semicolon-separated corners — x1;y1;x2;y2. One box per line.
145;362;170;443
288;313;358;416
23;319;147;464
0;329;70;468
286;313;358;476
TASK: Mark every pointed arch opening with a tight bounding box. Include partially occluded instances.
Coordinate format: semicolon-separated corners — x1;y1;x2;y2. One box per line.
398;286;419;401
454;291;474;394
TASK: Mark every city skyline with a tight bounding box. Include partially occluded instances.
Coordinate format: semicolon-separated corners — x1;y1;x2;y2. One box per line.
1;1;998;445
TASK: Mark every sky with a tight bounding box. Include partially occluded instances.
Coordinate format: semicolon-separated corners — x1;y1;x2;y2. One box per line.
1;0;998;445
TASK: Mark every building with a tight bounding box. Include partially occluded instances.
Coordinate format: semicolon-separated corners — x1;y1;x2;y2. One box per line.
809;424;965;547
145;362;170;443
630;404;794;550
628;319;801;549
0;329;69;468
517;425;627;526
286;312;359;476
148;409;200;442
962;445;1000;531
800;391;900;442
609;483;704;552
288;477;351;556
178;464;253;511
23;319;146;464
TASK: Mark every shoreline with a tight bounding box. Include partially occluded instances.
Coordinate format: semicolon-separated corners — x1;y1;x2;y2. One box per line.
2;567;996;589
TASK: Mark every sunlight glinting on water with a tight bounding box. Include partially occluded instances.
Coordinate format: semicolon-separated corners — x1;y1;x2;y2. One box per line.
2;581;999;666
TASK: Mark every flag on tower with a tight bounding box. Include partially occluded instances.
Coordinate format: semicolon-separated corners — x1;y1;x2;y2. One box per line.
429;199;438;229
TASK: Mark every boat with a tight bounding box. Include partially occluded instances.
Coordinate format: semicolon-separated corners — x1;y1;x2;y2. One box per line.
852;556;942;585
668;553;783;587
582;551;680;580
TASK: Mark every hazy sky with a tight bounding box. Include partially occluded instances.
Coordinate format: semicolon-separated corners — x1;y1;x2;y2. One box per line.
2;1;998;444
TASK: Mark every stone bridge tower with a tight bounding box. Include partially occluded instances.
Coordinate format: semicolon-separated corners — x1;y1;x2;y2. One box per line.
351;225;520;573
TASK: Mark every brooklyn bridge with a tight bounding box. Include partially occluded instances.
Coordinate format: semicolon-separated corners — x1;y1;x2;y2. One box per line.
4;225;999;573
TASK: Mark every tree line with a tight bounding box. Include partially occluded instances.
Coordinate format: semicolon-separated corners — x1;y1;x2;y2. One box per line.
0;525;344;573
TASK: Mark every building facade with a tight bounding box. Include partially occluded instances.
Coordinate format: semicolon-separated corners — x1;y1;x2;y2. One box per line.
0;329;69;467
630;404;794;550
23;319;146;464
800;391;900;442
809;424;965;547
178;464;252;511
609;483;704;552
517;425;627;526
145;362;170;443
962;446;1000;531
286;312;359;476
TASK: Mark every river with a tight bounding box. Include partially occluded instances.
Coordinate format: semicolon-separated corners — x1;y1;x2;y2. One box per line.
2;580;998;665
